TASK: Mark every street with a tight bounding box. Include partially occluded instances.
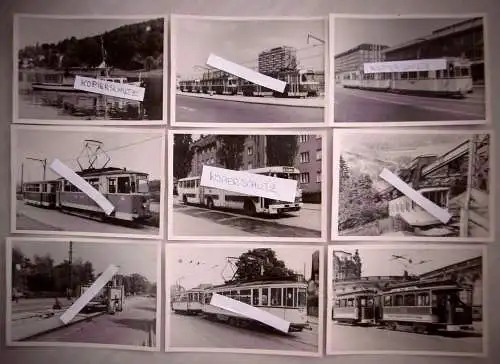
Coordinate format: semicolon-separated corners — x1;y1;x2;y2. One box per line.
24;296;157;347
329;323;483;354
16;200;158;236
334;86;485;123
172;202;322;238
176;95;324;123
169;312;318;352
11;297;73;318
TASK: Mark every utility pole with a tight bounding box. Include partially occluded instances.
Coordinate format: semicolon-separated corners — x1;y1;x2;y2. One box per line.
460;136;477;237
68;241;73;300
26;157;47;181
20;163;24;194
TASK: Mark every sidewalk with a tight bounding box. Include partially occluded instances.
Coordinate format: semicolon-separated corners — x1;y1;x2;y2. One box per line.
10;310;105;342
177;91;324;108
302;203;321;211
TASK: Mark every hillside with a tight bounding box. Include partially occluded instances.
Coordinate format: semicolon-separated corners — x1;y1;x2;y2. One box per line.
19;18;164;71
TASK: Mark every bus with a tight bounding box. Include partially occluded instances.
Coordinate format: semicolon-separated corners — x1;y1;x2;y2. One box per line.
177;166;303;216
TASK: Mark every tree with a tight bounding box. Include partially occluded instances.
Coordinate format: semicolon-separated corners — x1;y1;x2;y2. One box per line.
339;155;350;191
173;134;194;179
216;135;246;170
266;135;298;166
232;248;296;283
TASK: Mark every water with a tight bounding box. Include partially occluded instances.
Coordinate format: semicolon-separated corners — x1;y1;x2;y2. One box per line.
18;70;163;121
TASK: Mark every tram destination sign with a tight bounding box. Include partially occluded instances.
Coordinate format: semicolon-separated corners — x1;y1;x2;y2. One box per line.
363;58;447;74
200;165;297;203
73;75;145;101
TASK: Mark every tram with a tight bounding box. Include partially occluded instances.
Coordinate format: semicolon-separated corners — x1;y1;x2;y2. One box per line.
332;288;378;325
21;167;153;223
339;57;473;98
171;288;205;315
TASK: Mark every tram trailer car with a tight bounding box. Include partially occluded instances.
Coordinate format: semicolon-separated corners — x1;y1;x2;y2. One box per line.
339;57;473;98
171;288;204;315
22;167;153;224
332;289;378;325
200;280;309;333
378;279;474;334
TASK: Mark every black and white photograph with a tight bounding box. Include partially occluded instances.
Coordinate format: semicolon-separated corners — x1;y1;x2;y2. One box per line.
169;130;326;241
331;15;488;126
327;244;486;356
11;125;165;239
14;14;165;124
166;244;323;356
332;129;493;241
6;237;161;351
171;15;327;127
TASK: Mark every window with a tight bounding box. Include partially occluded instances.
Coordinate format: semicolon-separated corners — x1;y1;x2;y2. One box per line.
360;298;367;307
316;135;321;140
298;135;309;143
270;287;282;306
252;289;259;305
108;178;117;194
285;288;294;307
404;293;416;306
300;152;310;163
394;294;404;306
239;289;251;304
300;173;310;184
409;71;417;80
417;292;430;306
117;176;131;194
316;149;322;161
316;171;321;183
347;298;354;307
247;146;253;156
297;288;306;307
42;184;47;193
418;71;429;79
261;288;269;306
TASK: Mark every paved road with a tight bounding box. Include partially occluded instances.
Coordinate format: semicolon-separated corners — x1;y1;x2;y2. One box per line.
31;296;157;347
334;86;485;123
169;312;318;352
172;203;321;238
329;323;483;354
176;95;324;123
11;298;72;316
16;200;158;236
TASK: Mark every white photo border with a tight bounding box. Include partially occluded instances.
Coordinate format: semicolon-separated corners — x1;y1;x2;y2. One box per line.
168;128;327;242
326;243;488;357
10;124;166;240
5;237;162;352
169;14;329;128
12;13;168;125
331;127;495;243
328;13;490;128
164;242;325;357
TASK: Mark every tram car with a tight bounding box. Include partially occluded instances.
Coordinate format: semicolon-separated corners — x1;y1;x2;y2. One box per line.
171;288;205;315
201;280;308;332
200;70;238;95
22;167;153;224
339;57;473;98
378;278;474;334
332;288;378;325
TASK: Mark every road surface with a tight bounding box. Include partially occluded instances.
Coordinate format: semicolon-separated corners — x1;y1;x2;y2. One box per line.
176;95;324;123
30;296;157;347
11;297;73;317
329;323;483;354
169;312;318;352
334;86;485;123
172;202;321;238
16;200;158;236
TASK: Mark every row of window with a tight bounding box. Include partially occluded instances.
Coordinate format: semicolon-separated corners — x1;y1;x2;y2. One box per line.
299;150;322;163
298;135;322;143
342;67;471;81
300;171;321;184
389;189;448;216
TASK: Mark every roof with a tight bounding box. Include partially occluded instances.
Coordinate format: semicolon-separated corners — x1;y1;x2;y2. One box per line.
74;167;148;177
211;279;307;290
382;278;462;292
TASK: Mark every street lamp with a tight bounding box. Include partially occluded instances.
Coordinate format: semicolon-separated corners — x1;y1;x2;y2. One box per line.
307;33;325;46
26;157;47;181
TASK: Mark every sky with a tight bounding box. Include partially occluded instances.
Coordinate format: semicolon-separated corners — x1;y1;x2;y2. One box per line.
175;18;325;79
166;245;318;291
333;247;482;278
334;17;472;55
13;240;157;282
15;128;163;183
17;17;160;49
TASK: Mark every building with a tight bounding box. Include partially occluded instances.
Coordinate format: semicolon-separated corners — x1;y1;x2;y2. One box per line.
258;46;298;74
189;135;219;177
334;43;388;81
333;249;362;281
382;17;484;83
295;134;322;199
241;135;267;170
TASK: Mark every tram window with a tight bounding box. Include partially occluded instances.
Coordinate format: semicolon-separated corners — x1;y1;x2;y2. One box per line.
230;290;237;300
285;288;294;307
360;298;367;307
240;289;251;304
205;293;212;304
461;67;470;76
138;176;148;193
367;297;374;306
108;179;117;194
394;295;404;306
346;298;354;307
334;299;340;307
195;179;199;187
130;177;136;193
42;184;47;193
252;289;259;305
87;178;99;190
262;288;269;306
117;177;131;194
418;71;429;79
404;294;416;306
459;290;472;304
271;288;282;306
417;292;430;306
298;288;307;307
409;72;417;80
400;72;409;80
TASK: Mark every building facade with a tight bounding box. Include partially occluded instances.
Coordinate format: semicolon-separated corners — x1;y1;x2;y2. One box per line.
334;43;388;81
295;134;322;198
189;135;219;177
241;135;267;171
258;46;298;74
382;17;484;83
